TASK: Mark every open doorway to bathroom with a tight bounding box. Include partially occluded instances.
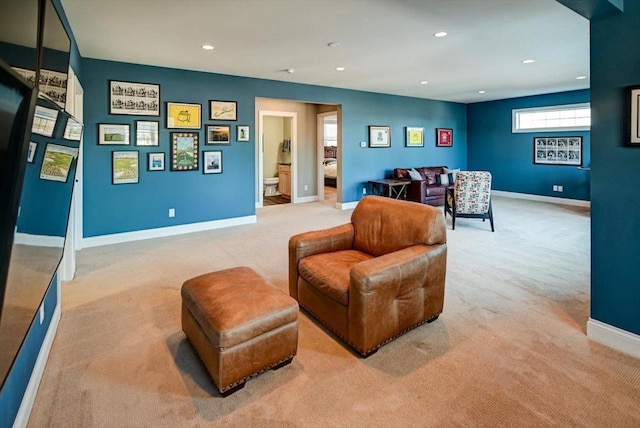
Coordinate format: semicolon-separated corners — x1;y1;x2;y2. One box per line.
257;110;297;207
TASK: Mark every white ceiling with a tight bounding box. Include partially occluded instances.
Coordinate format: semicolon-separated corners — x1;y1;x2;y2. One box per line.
60;0;589;104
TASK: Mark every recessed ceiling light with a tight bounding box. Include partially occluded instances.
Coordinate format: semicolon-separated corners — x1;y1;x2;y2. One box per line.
522;59;535;64
285;68;295;74
434;31;448;38
327;42;341;48
420;81;428;85
576;75;587;80
478;90;486;94
336;67;345;71
201;44;214;50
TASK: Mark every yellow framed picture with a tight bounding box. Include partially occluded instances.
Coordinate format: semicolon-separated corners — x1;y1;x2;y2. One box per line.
405;127;424;147
166;102;201;129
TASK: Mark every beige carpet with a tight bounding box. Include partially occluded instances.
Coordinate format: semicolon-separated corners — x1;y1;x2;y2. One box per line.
28;197;640;427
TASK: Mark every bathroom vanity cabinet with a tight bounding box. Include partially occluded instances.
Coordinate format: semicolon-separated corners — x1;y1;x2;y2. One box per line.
278;164;291;199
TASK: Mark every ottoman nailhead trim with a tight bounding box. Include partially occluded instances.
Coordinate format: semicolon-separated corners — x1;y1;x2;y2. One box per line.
219;353;296;393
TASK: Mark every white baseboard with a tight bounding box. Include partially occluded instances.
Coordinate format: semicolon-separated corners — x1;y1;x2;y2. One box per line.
13;303;61;428
295;195;319;204
587;318;640;359
492;190;590;208
82;215;257;248
13;233;65;248
338;201;358;210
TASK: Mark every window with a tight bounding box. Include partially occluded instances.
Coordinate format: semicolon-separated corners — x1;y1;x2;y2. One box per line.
512;103;590;133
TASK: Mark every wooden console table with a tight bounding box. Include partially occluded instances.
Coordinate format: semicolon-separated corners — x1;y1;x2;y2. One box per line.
368;179;411;200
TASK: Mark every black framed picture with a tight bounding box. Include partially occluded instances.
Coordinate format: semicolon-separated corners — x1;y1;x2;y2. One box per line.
135;120;159;146
203;151;223;174
206;125;230;145
533;136;582;166
368;125;390;147
109;80;160;116
147;152;165;171
209;100;237;121
112;150;139;184
170;132;199;171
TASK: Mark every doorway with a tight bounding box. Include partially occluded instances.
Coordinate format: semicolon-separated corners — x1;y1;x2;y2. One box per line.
257;110;297;208
317;112;338;206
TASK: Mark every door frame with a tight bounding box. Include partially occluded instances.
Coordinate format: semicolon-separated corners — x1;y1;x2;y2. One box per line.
257;110;298;208
316;112;338;202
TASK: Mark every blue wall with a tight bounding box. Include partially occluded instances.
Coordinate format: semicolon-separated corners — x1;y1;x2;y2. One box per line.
81;58;467;237
590;1;640;335
468;90;591;200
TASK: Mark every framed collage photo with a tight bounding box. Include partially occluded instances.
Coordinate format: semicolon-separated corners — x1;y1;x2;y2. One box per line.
209;100;237;121
405;127;424;147
167;102;202;129
112;151;139;184
436;128;453;147
368;125;391;147
171;132;199;171
109;80;160;116
534;137;582;166
98;123;130;145
237;125;250;141
206;125;230;145
203;151;222;174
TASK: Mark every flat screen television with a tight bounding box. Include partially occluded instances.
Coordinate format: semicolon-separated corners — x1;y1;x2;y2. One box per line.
0;0;78;389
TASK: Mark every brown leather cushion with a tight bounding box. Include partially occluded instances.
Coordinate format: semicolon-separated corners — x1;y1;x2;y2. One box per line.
417;166;446;184
351;196;447;257
298;250;372;305
181;267;298;348
425;185;446;197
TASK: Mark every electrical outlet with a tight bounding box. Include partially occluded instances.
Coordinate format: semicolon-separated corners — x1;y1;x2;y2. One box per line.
553;185;558;191
557;185;563;192
304;184;308;191
362;187;367;195
169;208;175;218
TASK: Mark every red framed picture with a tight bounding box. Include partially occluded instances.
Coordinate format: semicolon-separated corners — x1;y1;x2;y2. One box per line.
436;128;453;147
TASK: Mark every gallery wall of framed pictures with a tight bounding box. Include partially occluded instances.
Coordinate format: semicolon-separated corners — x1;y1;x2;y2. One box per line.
99;78;250;184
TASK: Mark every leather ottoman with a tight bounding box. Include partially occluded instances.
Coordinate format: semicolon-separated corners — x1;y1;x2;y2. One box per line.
181;267;299;396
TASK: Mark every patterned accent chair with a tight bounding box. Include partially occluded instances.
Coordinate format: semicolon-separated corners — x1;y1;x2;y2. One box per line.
444;171;494;231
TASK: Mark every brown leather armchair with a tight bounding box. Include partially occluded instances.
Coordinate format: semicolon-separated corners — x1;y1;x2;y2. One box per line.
289;196;447;357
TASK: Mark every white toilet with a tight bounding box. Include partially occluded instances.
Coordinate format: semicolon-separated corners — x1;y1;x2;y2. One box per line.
264;177;280;196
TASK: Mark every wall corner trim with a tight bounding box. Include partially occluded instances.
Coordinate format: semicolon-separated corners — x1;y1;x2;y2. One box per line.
587;318;640;359
12;304;61;428
82;215;257;248
492;190;591;207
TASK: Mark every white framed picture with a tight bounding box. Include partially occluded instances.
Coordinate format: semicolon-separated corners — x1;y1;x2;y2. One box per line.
148;152;165;171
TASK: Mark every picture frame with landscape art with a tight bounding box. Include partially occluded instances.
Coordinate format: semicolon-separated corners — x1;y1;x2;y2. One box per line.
148;152;165;171
98;123;130;145
206;125;230;145
209;100;237;121
405;127;424;147
167;102;201;129
171;132;199;171
40;144;78;182
368;125;391;147
112;151;139;184
534;136;582;166
203;151;222;174
135;120;159;146
109;80;160;116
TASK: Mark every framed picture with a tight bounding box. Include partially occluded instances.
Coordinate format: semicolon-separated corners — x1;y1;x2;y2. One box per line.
40;143;78;182
237;125;250;141
167;102;201;129
171;132;199;171
98;123;130;145
27;142;37;163
112;151;139;184
31;105;59;137
147;152;165;171
209;100;237;121
405;127;424;147
63;118;83;141
203;150;222;174
135;120;159;146
368;125;391;147
436;128;453;147
534;137;582;166
206;125;230;145
626;85;640;145
109;80;160;116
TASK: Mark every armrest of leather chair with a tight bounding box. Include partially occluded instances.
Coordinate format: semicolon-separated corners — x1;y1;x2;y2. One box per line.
288;223;354;299
348;244;447;354
405;180;426;203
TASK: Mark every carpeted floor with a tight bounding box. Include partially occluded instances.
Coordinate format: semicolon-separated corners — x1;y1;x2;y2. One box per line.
28;196;640;427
